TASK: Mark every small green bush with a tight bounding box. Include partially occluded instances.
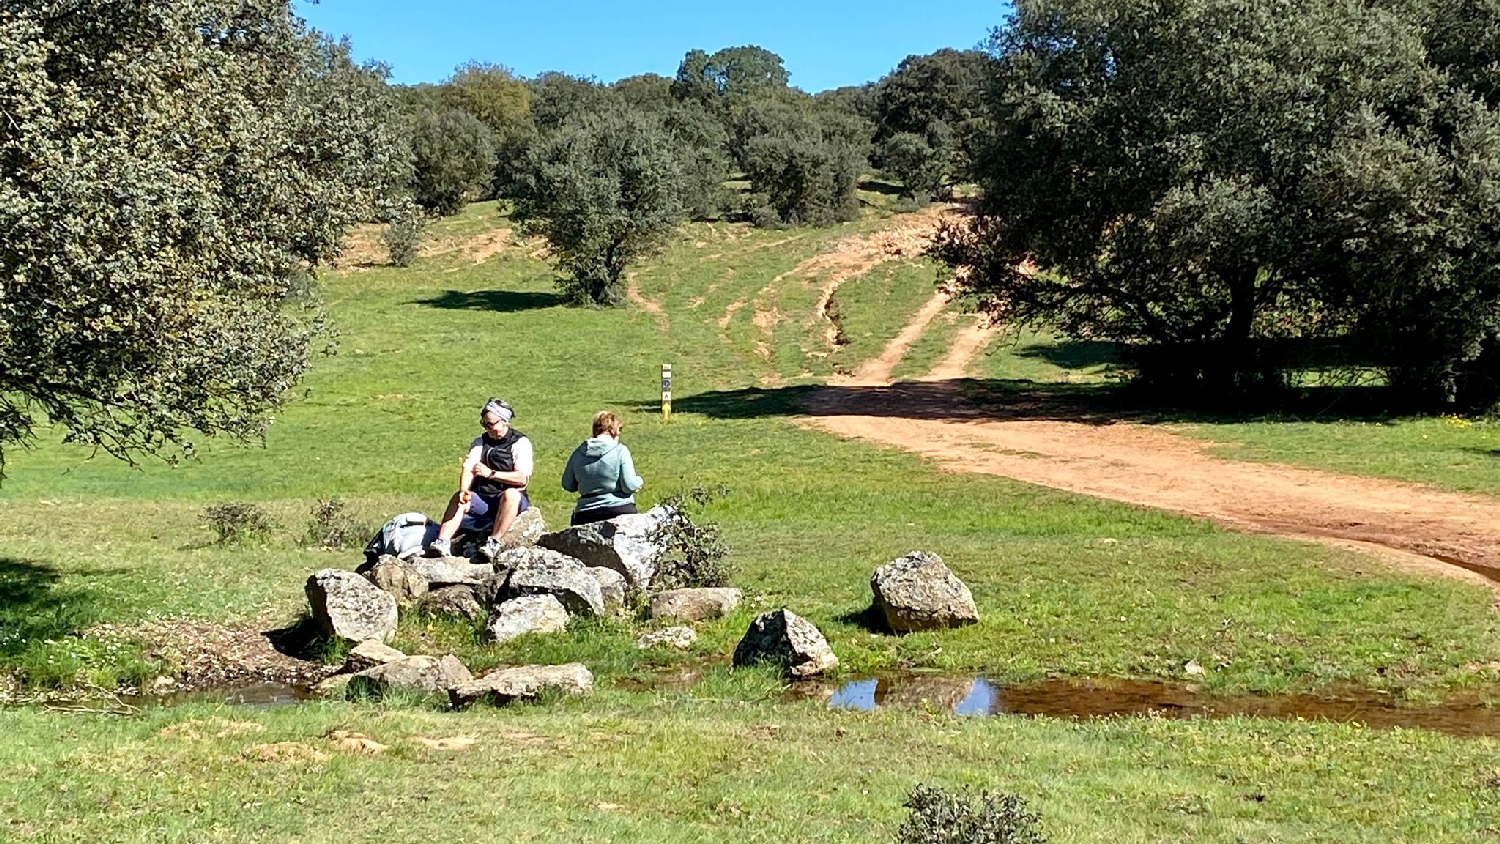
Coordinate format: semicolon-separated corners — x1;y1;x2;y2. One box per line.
304;497;369;550
650;486;732;590
201;501;275;546
897;784;1046;844
383;212;426;267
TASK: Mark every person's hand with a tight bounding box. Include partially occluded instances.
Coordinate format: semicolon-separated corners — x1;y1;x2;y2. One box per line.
459;490;472;505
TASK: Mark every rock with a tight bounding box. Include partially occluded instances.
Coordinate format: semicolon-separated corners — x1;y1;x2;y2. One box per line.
343;640;407;673
306;569;399;645
419;585;486;623
1184;660;1206;676
496;506;548;551
536;506;674;590
636;626;697;650
408;557;493;587
487;595;569;643
353;654;473;696
449;663;594;708
311;674;355;698
649;588;741;623
585;567;628;613
364;556;429;603
732;609;838;678
869;551;978;633
495;547;605;617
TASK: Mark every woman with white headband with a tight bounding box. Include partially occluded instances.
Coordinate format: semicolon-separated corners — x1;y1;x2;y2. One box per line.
427;398;534;561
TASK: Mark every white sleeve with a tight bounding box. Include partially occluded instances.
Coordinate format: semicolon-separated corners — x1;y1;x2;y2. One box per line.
512;437;534;481
462;439;484;468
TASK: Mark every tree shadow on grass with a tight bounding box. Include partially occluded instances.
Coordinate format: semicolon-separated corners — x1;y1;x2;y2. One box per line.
1014;340;1120;370
0;558;106;660
857;179;904;196
664;377;1407;428
412;289;565;312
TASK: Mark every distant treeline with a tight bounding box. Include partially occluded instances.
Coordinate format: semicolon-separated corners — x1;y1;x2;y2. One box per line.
394;46;991;225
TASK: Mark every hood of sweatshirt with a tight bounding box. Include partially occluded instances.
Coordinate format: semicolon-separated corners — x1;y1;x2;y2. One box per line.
581;436;620;459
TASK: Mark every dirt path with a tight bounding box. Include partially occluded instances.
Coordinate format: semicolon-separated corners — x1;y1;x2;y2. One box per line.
807;313;1500;594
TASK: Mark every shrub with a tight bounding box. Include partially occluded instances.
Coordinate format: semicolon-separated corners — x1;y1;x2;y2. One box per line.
304;497;369;550
201;501;275;546
897;784;1046;844
650;486;732;590
383;211;426;267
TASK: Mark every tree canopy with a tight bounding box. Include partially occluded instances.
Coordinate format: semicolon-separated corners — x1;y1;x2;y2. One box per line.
935;0;1500;403
0;0;408;473
512;111;686;306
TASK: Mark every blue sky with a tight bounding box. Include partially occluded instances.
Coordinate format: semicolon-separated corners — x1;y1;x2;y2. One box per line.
294;1;1009;91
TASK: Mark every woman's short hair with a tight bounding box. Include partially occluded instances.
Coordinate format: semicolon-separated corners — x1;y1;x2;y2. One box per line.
592;410;621;437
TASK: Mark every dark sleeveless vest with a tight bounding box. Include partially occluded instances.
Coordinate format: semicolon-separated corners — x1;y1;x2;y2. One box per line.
474;427;526;497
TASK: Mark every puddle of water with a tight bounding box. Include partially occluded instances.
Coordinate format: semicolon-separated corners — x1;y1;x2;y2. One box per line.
122;681;311;709
810;676;1500;739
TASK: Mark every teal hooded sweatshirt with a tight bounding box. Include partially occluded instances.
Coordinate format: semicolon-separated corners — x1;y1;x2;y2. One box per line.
561;436;644;512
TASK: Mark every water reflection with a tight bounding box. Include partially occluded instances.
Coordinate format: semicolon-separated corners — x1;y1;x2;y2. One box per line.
816;675;1500;738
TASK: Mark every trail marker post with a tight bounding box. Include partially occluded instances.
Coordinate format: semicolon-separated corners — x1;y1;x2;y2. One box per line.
661;364;672;422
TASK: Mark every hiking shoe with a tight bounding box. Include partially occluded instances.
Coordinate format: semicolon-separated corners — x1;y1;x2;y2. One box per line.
477;536;502;563
426;538;452;558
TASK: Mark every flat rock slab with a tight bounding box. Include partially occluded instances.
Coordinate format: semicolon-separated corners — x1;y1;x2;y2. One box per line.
487;595;569;643
870;551;978;633
354;654;473;696
306;569;398;645
536;506;674;590
450;663;594;708
496;506;548;551
409;558;493;587
649;588;741;623
733;608;838;678
636;626;697;650
495;547;605;617
343;640;407;673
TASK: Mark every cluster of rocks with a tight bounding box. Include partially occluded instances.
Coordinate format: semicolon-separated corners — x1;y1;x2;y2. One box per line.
303;502;978;702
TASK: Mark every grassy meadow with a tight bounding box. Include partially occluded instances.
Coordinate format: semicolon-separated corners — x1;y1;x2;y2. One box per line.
2;202;1499;840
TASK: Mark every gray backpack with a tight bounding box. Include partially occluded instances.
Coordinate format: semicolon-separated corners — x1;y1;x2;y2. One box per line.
363;512;440;565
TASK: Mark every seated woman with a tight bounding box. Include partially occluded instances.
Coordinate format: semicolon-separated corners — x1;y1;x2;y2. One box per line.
428;398;533;561
561;411;643;526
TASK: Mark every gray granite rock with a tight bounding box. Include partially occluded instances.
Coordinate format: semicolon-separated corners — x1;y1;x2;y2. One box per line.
649;588;741;623
353;654;473;696
494;547;604;617
636;626;697;650
306;569;398;645
487;595;569;643
449;663;594;708
732;608;838;678
870;551;978;633
536;506;674;590
419;585;486;623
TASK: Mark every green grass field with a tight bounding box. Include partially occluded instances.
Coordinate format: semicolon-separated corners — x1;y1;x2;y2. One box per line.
2;203;1498;840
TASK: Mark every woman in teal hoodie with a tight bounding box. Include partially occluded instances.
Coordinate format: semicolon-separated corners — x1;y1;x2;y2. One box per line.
561;411;645;526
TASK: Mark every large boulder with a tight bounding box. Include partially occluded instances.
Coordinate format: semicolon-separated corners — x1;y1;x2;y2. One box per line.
306;569;399;645
870;551;978;633
649;588;741;623
450;663;594;708
343;640;407;673
536;506;673;590
495;548;605;617
733;609;838;678
419;585;486;623
585;567;628;613
353;654;473;696
364;556;429;603
487;595;569;644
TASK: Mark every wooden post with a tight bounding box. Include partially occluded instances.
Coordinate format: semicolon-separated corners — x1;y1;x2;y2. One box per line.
661;363;672;422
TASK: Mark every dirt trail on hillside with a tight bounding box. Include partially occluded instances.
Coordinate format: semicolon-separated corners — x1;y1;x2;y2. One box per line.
805;292;1500;595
